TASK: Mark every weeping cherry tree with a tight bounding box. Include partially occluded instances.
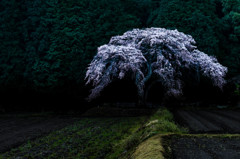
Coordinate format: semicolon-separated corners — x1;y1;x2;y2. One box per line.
85;28;227;105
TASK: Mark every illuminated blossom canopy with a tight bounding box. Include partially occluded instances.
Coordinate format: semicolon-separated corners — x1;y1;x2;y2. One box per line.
85;28;227;103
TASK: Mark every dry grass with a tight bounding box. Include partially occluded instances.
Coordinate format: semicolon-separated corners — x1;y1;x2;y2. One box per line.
132;134;165;159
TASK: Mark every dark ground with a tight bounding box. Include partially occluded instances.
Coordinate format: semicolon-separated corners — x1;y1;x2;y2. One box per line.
168;135;240;159
0;107;153;154
168;109;240;159
0;114;77;153
1;109;240;158
173;110;240;133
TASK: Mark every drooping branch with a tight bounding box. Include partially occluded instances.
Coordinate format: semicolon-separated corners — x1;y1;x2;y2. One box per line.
85;28;228;102
143;62;152;83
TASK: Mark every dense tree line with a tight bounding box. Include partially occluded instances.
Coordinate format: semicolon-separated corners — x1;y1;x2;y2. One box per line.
0;0;239;97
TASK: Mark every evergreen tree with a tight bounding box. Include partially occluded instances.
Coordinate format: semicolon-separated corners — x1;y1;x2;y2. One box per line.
219;0;240;76
0;0;25;89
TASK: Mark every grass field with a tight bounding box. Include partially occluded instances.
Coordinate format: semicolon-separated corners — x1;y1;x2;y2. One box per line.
2;107;238;159
0;107;185;159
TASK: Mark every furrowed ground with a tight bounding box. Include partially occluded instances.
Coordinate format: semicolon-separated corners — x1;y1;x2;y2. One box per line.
164;109;240;159
0;107;185;159
0;116;146;159
163;134;240;159
1;108;240;159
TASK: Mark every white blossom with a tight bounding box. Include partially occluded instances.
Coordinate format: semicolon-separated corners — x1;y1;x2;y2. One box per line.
85;28;227;101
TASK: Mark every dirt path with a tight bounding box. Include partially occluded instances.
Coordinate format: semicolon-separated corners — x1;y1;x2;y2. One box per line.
0;114;77;153
173;110;240;133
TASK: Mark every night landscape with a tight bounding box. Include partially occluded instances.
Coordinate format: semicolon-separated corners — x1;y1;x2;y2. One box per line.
0;0;240;159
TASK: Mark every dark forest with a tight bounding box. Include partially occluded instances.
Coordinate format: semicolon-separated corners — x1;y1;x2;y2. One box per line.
1;1;240;159
1;0;239;111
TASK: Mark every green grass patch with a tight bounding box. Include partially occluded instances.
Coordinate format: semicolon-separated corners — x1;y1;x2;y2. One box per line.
0;117;147;159
0;107;186;159
132;134;165;159
109;107;187;159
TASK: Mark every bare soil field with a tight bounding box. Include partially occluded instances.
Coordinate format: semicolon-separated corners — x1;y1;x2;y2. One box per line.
167;109;240;159
0;107;153;156
165;135;240;159
173;110;240;133
1;109;240;159
0;114;77;153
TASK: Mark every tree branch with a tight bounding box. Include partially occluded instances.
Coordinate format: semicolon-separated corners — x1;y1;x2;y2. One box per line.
143;62;152;83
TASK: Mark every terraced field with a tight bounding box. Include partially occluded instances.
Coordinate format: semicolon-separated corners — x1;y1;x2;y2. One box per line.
173;110;240;133
167;109;240;159
0;115;77;153
168;135;240;159
0;116;147;159
1;108;240;159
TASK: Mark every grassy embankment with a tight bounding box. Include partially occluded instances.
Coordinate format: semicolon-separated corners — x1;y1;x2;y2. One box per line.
0;107;186;159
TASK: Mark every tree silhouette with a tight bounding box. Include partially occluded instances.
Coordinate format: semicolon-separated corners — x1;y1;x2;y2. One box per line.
86;28;227;105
